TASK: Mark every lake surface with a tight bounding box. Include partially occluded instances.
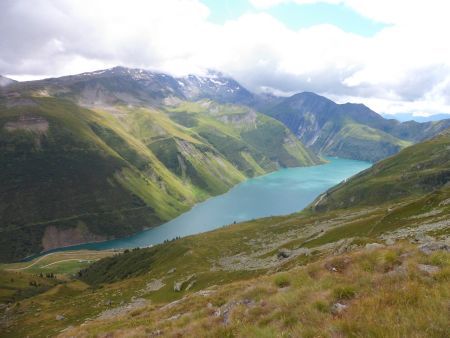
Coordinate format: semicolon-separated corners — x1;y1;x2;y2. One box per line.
37;157;371;255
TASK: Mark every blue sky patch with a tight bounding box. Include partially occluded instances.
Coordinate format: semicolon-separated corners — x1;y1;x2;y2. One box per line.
201;0;388;37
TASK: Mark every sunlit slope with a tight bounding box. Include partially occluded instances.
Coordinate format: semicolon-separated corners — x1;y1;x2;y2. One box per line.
1;131;450;337
312;129;450;211
266;92;450;162
0;97;199;262
166;101;321;175
0;95;321;262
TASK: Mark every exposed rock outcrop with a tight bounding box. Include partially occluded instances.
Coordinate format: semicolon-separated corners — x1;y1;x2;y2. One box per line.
42;225;106;252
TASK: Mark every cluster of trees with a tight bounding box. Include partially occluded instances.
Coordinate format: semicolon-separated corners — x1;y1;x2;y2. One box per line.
29;272;56;287
39;272;56;278
163;236;181;244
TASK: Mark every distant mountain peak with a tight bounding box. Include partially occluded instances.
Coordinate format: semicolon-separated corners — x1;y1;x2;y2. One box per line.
267;90;450;162
5;66;256;107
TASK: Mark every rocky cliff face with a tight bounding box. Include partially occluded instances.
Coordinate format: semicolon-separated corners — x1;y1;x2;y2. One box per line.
42;225;107;251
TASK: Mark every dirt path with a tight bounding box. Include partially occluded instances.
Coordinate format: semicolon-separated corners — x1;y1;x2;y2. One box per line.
6;252;59;271
39;258;88;269
5;251;110;271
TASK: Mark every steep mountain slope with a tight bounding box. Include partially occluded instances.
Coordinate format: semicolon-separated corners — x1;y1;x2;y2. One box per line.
166;101;320;176
177;70;257;106
2;132;449;337
266;92;450;162
0;80;319;262
8;68;450;164
312;129;450;211
0;96;197;262
5;67;256;107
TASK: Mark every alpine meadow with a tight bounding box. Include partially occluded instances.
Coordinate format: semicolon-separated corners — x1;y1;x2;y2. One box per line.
1;1;449;337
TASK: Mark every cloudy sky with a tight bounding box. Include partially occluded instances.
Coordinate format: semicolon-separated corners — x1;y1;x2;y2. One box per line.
1;0;450;116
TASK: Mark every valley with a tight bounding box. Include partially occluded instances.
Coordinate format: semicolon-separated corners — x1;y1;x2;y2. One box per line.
3;3;450;337
0;67;449;338
0;80;321;261
1;67;449;262
1;128;449;337
25;157;370;256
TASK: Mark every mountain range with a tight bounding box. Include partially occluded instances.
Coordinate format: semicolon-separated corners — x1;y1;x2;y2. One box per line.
382;112;450;122
1;67;450;337
1;66;450;260
0;68;319;262
265;92;450;162
2;114;448;337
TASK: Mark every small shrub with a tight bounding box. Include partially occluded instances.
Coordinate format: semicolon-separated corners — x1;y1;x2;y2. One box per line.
358;253;378;272
426;252;450;267
273;273;290;288
333;286;356;300
306;263;321;279
380;250;401;271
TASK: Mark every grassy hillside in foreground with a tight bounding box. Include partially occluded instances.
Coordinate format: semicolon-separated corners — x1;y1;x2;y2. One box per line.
1;177;449;337
1;131;448;336
0;94;320;262
312;129;450;212
64;243;450;338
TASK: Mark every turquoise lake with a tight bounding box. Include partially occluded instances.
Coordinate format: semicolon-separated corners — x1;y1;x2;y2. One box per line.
37;157;371;255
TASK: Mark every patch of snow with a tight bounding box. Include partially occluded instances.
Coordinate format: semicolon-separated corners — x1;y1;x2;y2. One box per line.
90;70;106;76
209;78;226;86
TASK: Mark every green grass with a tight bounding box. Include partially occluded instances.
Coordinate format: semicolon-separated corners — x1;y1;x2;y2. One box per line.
273;273;290;288
313;129;450;212
0;96;322;262
58;243;450;338
1;250;117;276
1;180;449;337
265;92;443;162
1;122;449;336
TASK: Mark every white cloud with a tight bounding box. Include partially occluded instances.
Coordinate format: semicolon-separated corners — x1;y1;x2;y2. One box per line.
1;0;450;115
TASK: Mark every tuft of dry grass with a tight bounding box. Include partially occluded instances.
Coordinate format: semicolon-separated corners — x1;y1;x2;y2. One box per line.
58;242;450;338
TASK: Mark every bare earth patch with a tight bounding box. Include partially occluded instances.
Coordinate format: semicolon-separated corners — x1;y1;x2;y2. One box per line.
4;115;49;133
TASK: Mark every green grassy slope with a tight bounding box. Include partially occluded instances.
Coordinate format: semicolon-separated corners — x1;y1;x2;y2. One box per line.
66;243;450;338
1;126;449;337
0;95;320;262
2;184;449;337
0;97;198;262
265;92;447;162
312;129;450;211
320;123;411;161
167;101;321;176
